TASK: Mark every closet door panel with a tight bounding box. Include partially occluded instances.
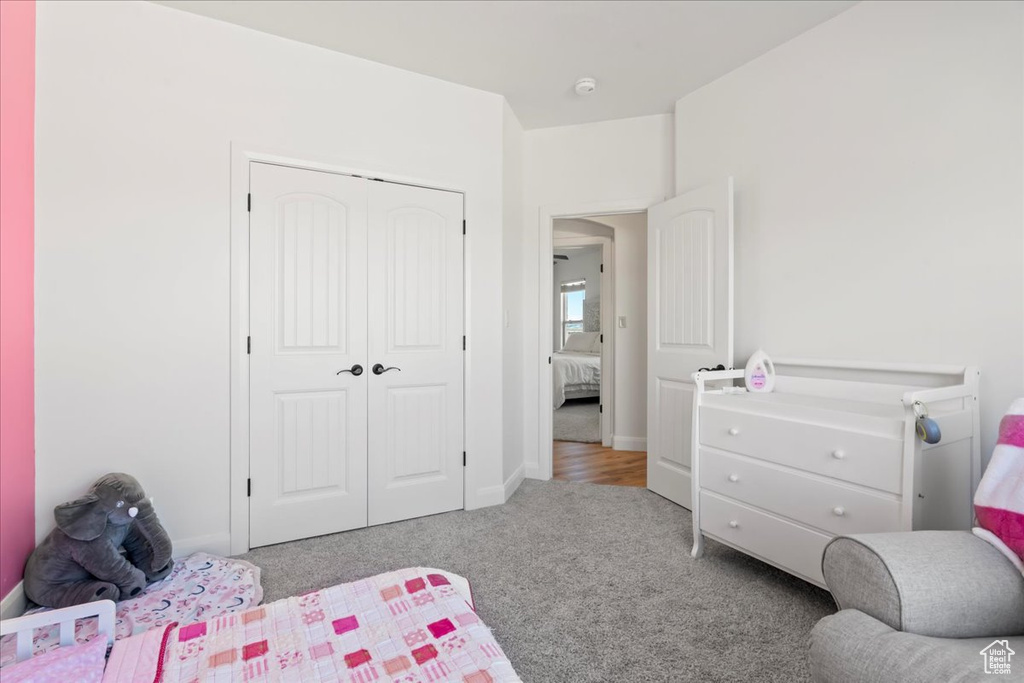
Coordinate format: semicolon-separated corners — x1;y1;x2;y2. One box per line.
367;182;464;525
248;163;369;547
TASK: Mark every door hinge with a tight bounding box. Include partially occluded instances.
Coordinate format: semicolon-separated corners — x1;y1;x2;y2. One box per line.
463;336;466;351
600;334;603;343
247;336;251;354
548;356;552;364
600;263;604;273
247;193;251;212
599;404;603;414
463;451;466;467
247;478;251;497
462;220;466;235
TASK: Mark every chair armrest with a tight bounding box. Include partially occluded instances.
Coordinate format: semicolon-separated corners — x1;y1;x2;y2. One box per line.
809;609;1024;683
822;531;1024;638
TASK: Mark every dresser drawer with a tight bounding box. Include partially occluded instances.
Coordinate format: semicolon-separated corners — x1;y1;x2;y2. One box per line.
699;406;903;493
700;448;903;535
700;491;829;586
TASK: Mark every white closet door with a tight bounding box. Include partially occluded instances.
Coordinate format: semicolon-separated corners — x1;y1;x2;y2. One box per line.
647;178;733;509
249;163;369;547
367;181;464;526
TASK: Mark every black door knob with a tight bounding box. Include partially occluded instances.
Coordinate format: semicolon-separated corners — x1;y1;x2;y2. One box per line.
372;363;401;375
337;364;363;376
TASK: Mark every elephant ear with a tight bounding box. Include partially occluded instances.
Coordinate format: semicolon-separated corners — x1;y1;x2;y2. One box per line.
54;494;109;541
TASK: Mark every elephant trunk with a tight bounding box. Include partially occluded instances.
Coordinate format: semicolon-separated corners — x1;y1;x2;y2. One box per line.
132;498;173;577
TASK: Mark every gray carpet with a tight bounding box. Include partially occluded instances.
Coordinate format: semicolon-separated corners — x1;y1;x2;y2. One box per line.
554;399;601;443
240;479;835;682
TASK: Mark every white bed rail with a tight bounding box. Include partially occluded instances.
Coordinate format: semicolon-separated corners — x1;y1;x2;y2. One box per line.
0;599;115;664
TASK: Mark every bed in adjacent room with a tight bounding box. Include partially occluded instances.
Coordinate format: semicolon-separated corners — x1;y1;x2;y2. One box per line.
552;332;602;410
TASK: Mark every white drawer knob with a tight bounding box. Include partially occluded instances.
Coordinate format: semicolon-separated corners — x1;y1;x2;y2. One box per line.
832;506;846;517
728;520;739;529
728;428;740;436
728;474;739;482
832;449;846;460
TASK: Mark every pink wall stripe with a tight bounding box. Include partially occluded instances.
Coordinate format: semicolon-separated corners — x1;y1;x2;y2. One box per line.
0;0;36;599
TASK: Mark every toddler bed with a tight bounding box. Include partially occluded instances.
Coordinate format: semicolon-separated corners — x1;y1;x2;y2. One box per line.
0;567;521;683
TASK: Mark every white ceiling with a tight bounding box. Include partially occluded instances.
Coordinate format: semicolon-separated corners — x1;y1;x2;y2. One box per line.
153;0;857;129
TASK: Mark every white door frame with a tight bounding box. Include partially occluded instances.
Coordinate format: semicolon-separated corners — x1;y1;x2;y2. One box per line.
552;235;614;447
229;142;468;554
536;197;665;481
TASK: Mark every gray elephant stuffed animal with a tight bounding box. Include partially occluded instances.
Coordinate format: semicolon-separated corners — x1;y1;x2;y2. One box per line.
24;473;174;608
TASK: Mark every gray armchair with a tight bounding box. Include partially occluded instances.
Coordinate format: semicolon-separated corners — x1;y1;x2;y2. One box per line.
810;531;1024;682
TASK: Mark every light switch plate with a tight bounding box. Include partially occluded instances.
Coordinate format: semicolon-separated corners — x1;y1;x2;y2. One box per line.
617;316;627;328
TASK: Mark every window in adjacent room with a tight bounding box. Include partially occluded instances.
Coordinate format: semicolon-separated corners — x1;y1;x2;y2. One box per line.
561;280;586;346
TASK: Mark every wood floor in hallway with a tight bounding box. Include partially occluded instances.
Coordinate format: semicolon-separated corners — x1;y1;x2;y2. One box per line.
552;441;646;487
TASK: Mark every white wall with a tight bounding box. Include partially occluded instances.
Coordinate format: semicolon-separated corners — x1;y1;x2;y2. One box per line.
551;244;603;351
675;0;1024;466
522;115;673;476
35;1;508;551
501;102;525;492
588;213;648;448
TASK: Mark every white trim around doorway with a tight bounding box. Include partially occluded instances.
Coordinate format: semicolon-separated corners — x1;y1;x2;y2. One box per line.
534;196;665;482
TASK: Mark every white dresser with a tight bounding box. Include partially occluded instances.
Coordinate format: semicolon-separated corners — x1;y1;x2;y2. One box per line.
690;359;980;588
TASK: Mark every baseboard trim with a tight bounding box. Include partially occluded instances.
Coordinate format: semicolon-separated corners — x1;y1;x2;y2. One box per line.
503;463;525;501
172;533;232;559
524;462;544;480
469;484;506;509
1;581;27;619
613;435;647;452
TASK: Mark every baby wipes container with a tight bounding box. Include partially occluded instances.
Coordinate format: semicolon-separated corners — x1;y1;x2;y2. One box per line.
744;350;776;393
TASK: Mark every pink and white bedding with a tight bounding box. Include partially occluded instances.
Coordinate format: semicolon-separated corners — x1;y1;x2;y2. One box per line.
0;552;262;667
104;567;520;683
3;636;107;683
973;397;1024;573
552;351;601;409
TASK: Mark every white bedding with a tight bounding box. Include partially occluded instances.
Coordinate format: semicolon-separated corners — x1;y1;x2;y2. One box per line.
552;351;601;409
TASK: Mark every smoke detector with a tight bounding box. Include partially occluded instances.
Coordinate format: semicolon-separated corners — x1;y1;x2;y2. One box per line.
574;77;597;96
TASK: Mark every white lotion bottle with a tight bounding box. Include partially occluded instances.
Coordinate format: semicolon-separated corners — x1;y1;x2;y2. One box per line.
744;350;776;393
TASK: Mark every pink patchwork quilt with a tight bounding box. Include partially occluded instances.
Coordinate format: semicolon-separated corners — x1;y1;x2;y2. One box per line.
104;567;521;683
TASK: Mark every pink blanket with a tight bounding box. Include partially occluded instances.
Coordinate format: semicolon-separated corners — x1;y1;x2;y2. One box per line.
104;567;520;683
974;398;1024;572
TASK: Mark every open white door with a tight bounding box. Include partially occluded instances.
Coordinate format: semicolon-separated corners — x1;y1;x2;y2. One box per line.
647;178;733;509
